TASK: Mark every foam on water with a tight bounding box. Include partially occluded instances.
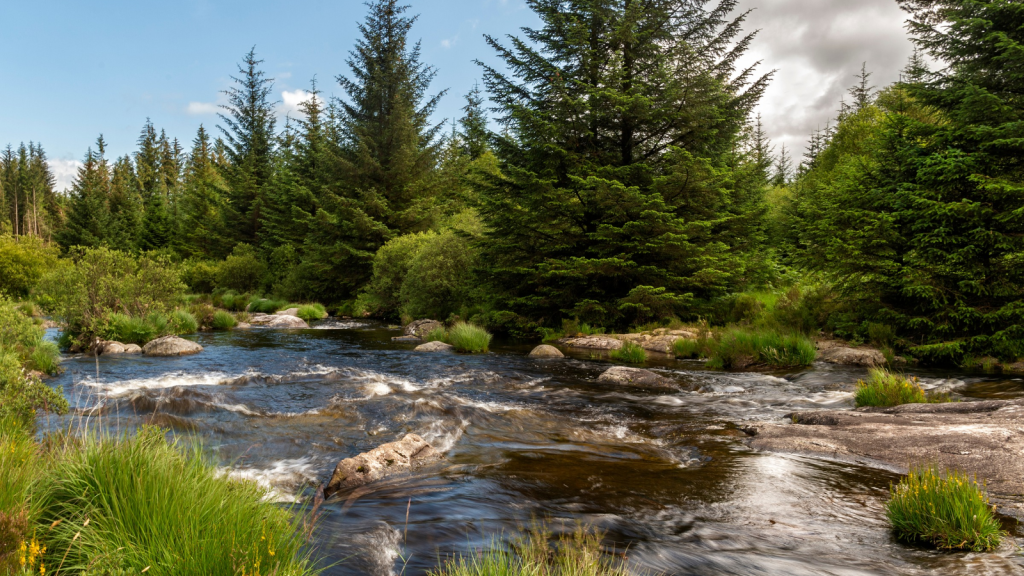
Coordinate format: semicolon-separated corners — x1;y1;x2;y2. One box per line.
79;371;236;396
220;457;320;503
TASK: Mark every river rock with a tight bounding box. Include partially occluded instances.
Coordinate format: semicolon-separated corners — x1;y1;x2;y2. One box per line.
324;433;441;498
94;340;127;355
559;336;623;351
817;346;885;367
235;322;252;329
123;344;143;354
248;313;274;325
392;335;422;342
275;307;300;317
415;341;453;352
1006;361;1024;373
265;315;309;329
617;333;686;354
143;336;203;357
597;366;675;389
747;399;1024;501
405;319;444;339
529;345;564;358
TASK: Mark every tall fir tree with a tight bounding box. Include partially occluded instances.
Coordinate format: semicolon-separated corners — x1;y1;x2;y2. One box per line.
107;156;144;250
57;138;111;249
218;48;277;247
180;125;231;257
849;62;876;110
475;0;771;327
459;83;489;160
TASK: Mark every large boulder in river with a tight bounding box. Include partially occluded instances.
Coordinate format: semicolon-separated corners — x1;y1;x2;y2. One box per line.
529;345;564;358
123;344;143;354
248;313;274;325
324;433;441;498
415;341;453;352
266;315;309;329
94;340;137;356
559;336;623;351
275;307;300;317
405;319;444;339
817;346;885;367
597;366;675;390
143;336;203;357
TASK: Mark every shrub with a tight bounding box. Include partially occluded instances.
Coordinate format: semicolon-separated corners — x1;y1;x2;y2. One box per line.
248;297;287;314
216;244;266;293
169;310;199;335
33;427;319;575
428;523;634;576
853;369;949;407
706;328;816;369
0;299;68;429
211;310;237;330
400;231;475;321
448;322;492;353
179;259;219;294
295;303;327;322
361;232;435;317
104;313;158;345
886;466;1004;552
36;248;185;349
188;303;217;330
0;235;60;298
425;326;449;343
610;341;647;364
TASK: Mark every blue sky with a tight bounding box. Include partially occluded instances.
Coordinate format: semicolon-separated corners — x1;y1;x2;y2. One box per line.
0;0;915;190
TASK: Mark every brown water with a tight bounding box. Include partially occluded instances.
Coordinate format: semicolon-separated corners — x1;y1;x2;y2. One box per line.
48;322;1024;575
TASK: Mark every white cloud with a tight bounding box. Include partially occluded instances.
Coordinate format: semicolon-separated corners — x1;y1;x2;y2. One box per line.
49;158;83;192
186;101;220;115
279;89;319;117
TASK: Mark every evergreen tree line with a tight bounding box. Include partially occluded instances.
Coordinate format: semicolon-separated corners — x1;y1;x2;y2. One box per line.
3;0;1021;363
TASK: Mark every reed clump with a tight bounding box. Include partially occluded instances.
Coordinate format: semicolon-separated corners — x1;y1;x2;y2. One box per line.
211;310;238;330
706;328;816;369
610;341;647;364
447;322;492;353
886;466;1005;552
295;303;327;322
854;369;949;407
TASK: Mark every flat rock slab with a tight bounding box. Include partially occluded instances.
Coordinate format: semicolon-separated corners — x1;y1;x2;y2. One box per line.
143;336;203;357
618;333;689;354
529;345;564;358
415;341;453;352
817;346;885;367
325;433;441;498
747;399;1024;499
275;308;300;317
597;366;676;390
248;313;274;325
559;336;623;351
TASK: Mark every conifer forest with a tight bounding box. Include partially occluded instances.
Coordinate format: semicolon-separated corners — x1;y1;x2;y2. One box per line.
2;0;1024;575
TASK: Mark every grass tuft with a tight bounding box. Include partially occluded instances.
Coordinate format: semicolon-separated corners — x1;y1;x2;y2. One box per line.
610;341;647;364
854;369;950;407
886;466;1005;552
211;310;238;330
448;322;492;353
295;304;327;322
248;298;288;314
672;338;702;359
706;328;816;369
28;340;62;375
425;326;449;343
429;522;637;576
104;313;157;345
169;309;199;335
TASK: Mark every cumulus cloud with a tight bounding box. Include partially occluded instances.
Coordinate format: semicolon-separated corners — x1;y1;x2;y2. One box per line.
186;101;220;115
735;0;916;160
279;89;320;117
48;158;83;192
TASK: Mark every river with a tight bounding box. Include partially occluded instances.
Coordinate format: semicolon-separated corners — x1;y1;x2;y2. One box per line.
46;322;1024;575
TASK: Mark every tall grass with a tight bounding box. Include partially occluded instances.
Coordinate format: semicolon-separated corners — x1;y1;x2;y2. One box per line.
0;417;36;517
853;369;950;407
706;328;816;369
610;341;647;364
248;298;288;314
429;523;637;576
28;340;62;375
211;310;238;330
425;326;449;343
104;312;157;345
672;338;703;359
295;304;327;322
169;309;199;335
448;322;492;353
886;466;1004;552
33;428;319;575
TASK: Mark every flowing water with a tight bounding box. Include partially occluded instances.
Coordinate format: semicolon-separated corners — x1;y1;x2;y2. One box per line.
47;322;1024;575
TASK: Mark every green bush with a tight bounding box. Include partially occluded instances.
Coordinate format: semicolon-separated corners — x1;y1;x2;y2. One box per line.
104;313;158;345
425;326;449;343
853;369;949;407
887;466;1004;552
448;322;492;353
216;244;266;293
0;235;60;298
33;427;319;575
211;310;237;330
360;232;435;317
707;328;816;369
428;523;634;576
0;299;68;429
610;341;647;364
170;310;199;335
248;297;288;314
179;258;220;294
36;247;185;349
295;303;327;322
400;231;475;321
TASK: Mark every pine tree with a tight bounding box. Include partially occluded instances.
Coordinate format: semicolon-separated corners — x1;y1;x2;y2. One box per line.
773;144;792;186
57;139;111;249
849;62;876;110
179;125;231;257
459;83;489;160
107;156;144;250
475;0;771;327
218;48;277;247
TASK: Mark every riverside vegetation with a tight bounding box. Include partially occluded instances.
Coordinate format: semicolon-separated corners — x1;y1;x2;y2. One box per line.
0;0;1021;571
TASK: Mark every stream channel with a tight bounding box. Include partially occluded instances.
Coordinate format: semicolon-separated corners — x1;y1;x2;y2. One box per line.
46;321;1024;575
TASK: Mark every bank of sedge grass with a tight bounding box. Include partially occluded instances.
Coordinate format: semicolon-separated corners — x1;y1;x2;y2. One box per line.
610;341;647;364
707;328;816;369
854;369;949;408
295;304;327;322
425;327;449;343
33;427;319;576
887;466;1004;552
448;322;492;353
211;310;238;330
429;523;638;576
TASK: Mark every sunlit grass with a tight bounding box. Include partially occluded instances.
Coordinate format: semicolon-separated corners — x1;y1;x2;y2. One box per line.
706;328;816;369
295;304;327;322
448;322;492;353
610;341;647;364
425;326;449;343
887;466;1004;552
854;369;949;407
211;310;238;330
169;309;199;335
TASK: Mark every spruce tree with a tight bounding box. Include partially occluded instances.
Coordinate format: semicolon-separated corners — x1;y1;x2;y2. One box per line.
57;140;111;249
180;126;231;257
107;156;144;250
459;83;489;160
848;62;876;110
475;0;771;327
218;48;277;247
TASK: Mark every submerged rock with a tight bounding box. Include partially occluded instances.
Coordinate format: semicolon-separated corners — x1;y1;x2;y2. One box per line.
817;346;885;367
747;399;1024;500
559;336;623;351
143;336;203;357
325;433;441;498
392;335;422;342
405;319;443;339
597;366;675;389
529;345;564;358
415;341;453;352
